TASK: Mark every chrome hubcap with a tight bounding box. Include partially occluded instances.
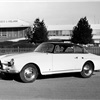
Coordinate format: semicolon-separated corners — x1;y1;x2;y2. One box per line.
24;67;36;81
83;65;92;76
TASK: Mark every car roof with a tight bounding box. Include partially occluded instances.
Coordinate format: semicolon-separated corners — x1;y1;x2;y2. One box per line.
43;42;83;48
43;42;73;46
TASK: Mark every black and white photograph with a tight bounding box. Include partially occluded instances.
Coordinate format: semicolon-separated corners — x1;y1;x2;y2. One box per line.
0;0;100;100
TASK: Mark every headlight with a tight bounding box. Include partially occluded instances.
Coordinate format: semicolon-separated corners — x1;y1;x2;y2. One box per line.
8;59;14;67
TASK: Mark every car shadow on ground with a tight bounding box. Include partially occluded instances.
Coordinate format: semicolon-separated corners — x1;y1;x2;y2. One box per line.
38;72;97;80
0;72;96;83
0;73;15;81
38;72;82;80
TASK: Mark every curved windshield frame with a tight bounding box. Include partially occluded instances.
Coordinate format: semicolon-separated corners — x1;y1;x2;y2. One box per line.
34;43;54;53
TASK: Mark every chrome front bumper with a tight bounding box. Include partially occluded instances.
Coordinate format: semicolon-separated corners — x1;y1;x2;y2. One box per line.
0;68;17;73
0;60;18;73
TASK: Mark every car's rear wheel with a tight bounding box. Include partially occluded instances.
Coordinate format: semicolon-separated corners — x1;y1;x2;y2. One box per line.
81;62;94;78
20;64;38;83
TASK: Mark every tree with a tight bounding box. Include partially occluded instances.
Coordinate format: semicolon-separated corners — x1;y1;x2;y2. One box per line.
25;27;33;42
26;18;48;43
71;17;93;44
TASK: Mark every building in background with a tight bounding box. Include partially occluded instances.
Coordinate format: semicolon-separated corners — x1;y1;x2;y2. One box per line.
48;24;100;44
0;19;30;42
48;25;73;40
0;19;100;44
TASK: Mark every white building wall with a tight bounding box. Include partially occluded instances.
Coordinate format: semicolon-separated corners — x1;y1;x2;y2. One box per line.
48;24;100;43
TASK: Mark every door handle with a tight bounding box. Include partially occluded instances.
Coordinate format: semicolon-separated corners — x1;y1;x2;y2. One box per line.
75;57;78;59
82;57;84;59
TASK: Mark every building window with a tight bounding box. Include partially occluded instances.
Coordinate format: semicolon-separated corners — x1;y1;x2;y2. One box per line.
13;28;18;38
2;32;7;37
0;28;7;37
18;28;23;37
7;28;12;38
2;29;7;37
48;30;72;36
58;30;62;36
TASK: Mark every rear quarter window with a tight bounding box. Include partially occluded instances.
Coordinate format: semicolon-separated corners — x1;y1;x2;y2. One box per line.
74;46;83;53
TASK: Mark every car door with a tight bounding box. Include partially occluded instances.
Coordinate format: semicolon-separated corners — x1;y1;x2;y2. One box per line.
52;45;83;73
72;45;88;70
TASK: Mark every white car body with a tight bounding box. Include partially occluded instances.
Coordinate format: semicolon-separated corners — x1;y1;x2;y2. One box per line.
0;42;100;82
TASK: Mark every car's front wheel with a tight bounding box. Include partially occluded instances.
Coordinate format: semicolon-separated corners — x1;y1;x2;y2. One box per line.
81;62;94;78
20;64;38;83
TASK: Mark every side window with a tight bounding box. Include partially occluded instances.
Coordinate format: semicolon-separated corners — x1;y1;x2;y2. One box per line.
65;46;74;53
54;45;64;53
74;46;83;53
45;44;54;53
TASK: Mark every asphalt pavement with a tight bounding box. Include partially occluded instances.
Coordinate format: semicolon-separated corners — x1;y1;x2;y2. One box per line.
0;72;100;100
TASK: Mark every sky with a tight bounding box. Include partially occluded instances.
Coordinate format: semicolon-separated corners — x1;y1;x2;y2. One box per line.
0;0;100;26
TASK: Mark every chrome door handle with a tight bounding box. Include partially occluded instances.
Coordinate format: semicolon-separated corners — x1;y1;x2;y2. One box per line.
82;57;84;59
75;57;78;59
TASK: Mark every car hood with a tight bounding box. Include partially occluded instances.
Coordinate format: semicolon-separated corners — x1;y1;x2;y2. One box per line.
0;52;46;60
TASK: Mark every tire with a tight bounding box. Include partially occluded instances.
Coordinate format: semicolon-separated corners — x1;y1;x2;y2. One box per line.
19;64;38;83
81;62;94;78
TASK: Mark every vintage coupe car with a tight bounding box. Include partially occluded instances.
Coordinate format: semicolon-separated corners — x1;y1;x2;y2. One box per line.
0;42;100;83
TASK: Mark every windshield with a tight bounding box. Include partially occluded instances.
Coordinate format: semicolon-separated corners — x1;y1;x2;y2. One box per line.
34;43;54;53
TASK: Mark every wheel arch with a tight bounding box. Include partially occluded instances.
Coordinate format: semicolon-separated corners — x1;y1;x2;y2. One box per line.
22;63;41;75
83;60;95;71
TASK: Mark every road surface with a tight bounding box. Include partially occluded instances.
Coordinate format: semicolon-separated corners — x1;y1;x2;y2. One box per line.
0;72;100;100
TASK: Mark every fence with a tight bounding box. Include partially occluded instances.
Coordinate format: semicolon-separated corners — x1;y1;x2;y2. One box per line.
0;47;100;55
85;47;100;55
0;48;34;55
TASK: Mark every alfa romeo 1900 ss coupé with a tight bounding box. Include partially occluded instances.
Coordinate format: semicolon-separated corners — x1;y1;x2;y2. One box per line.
0;42;100;83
